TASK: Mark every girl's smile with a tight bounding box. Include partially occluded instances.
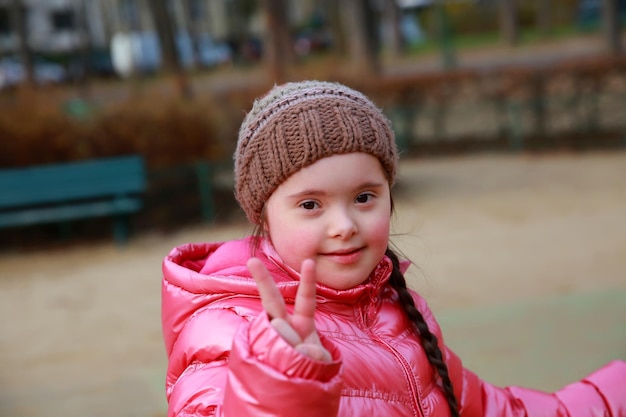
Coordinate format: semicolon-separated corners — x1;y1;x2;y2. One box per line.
264;152;392;290
321;247;364;264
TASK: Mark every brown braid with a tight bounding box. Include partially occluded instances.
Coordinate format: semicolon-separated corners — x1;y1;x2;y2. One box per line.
385;248;460;417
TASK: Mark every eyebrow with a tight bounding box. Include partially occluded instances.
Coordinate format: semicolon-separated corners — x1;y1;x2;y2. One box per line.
286;182;385;199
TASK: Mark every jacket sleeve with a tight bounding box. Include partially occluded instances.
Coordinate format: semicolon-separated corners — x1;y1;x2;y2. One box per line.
446;346;626;417
165;307;244;416
223;312;343;417
167;307;342;417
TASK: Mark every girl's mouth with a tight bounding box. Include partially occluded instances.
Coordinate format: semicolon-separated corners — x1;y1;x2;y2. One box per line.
322;247;364;264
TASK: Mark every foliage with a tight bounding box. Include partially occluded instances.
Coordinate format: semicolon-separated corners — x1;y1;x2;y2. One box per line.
0;91;83;167
0;90;227;169
88;96;224;168
419;0;585;40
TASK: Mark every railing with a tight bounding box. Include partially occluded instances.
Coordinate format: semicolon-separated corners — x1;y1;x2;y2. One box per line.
362;55;626;154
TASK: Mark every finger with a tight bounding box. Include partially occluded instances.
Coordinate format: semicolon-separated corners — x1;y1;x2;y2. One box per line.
247;257;287;320
270;317;302;347
291;259;317;337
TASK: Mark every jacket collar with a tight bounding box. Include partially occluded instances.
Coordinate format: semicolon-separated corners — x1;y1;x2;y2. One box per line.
164;237;401;305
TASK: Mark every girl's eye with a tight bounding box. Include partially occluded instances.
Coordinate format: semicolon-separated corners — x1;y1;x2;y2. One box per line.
300;200;319;210
356;193;373;204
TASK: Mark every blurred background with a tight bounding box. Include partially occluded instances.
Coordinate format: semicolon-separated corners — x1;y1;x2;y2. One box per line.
0;0;625;416
1;0;626;235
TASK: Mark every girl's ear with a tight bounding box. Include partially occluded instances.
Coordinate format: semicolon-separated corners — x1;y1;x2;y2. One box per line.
262;220;271;238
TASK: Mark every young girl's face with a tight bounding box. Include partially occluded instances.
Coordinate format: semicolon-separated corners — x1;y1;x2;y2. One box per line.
265;152;392;290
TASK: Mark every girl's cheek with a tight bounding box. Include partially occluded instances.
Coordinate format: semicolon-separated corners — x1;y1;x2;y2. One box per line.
286;227;318;255
370;216;391;242
270;222;319;271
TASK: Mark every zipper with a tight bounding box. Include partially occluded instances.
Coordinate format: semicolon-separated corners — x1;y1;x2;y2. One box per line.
358;305;426;417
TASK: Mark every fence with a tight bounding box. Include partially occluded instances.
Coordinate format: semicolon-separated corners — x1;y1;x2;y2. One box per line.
364;55;626;155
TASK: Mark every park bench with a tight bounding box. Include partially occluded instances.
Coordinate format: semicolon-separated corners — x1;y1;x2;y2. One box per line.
0;155;146;246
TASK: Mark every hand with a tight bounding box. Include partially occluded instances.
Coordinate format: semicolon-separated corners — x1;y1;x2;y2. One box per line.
247;257;332;362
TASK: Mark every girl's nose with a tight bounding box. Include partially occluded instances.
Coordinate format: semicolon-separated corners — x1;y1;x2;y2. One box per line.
329;208;358;239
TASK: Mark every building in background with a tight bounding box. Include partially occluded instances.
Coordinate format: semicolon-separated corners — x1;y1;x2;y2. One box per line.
0;0;232;55
0;0;242;77
0;0;93;53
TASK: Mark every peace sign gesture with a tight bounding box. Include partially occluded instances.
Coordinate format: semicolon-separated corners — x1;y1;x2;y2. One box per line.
247;257;332;362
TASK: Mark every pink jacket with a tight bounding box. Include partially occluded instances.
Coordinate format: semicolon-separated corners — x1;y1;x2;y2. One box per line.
161;237;626;417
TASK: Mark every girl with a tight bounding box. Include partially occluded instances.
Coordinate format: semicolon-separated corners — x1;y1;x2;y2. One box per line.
161;80;626;417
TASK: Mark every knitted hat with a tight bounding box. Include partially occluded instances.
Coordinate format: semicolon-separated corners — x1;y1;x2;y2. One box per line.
234;80;398;225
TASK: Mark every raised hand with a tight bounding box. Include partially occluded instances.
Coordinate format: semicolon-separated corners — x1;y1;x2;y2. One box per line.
247;257;332;362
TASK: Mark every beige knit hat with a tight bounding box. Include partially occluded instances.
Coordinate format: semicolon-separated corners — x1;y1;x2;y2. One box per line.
234;80;398;225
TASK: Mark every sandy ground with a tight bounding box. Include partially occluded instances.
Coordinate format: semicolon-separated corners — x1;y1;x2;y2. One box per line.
1;151;625;417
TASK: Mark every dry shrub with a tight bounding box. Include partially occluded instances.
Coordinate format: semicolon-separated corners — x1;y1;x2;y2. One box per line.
88;95;224;169
0;91;87;167
0;91;227;170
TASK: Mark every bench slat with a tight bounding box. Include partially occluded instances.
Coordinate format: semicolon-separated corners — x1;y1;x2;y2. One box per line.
0;156;145;208
0;197;142;228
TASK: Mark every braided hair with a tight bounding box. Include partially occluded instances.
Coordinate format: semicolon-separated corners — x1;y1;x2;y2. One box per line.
385;247;460;417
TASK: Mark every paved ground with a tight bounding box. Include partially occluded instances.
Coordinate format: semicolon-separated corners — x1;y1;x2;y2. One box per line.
1;150;625;416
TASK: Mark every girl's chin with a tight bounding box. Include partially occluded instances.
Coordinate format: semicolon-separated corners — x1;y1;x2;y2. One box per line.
315;267;370;290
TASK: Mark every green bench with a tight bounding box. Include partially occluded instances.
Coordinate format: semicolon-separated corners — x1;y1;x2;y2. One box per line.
0;155;146;246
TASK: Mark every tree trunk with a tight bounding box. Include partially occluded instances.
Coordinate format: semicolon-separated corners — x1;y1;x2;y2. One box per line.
148;0;192;98
382;0;403;57
99;0;114;41
602;0;622;54
261;0;293;83
536;0;552;36
76;0;92;96
180;0;200;70
436;4;456;70
225;0;257;64
326;0;347;57
499;0;519;46
340;0;380;77
10;0;34;88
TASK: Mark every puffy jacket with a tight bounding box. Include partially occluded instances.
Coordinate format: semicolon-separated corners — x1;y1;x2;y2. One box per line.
161;237;626;417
